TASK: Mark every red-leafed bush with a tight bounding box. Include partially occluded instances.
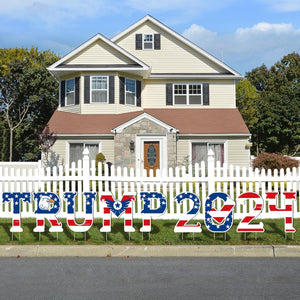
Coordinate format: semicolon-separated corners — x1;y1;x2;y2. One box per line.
253;153;299;171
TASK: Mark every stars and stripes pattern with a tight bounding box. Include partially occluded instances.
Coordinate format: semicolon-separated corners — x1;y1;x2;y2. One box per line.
64;192;96;232
267;192;296;233
174;192;202;233
99;193;135;233
2;192;31;233
205;192;235;233
237;192;264;233
140;192;167;233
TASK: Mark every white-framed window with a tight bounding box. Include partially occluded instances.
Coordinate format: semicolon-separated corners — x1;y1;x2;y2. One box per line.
65;78;75;106
91;76;108;103
174;83;202;105
143;34;153;50
191;142;225;166
125;78;136;105
68;142;100;166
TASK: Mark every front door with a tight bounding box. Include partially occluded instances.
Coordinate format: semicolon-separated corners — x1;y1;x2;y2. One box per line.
144;141;160;176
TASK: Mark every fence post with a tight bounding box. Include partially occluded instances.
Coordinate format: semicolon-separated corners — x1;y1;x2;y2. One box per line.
207;149;215;194
83;148;90;192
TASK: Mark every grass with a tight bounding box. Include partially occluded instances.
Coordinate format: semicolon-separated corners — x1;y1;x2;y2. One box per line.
0;218;300;245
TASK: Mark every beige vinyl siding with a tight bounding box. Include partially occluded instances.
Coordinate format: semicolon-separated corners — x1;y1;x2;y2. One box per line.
115;21;227;74
49;139;66;166
210;80;236;108
81;103;143;114
101;139;114;163
59;105;81;114
142;79;235;108
177;137;250;168
177;139;190;166
65;40;135;65
227;138;251;167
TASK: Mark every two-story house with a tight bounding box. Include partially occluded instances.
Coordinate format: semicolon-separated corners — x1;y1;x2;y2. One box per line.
46;15;251;173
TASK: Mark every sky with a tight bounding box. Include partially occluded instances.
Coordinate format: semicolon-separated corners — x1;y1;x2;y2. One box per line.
0;0;299;75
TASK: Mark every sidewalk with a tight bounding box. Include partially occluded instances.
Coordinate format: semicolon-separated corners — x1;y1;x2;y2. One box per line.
0;245;300;257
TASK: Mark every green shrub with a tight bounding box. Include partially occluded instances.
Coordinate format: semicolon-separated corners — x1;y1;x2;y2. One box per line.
95;153;106;176
253;153;299;171
95;152;106;164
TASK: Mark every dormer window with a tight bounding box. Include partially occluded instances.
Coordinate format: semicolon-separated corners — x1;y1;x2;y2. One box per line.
143;34;153;50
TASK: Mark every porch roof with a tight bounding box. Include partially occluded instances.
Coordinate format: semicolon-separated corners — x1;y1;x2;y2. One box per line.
46;108;250;135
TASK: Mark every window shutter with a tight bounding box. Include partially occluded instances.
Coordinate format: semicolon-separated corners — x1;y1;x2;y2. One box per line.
136;80;141;107
60;80;65;107
75;77;80;105
166;83;173;105
154;34;161;50
109;76;115;104
84;76;90;104
119;76;125;104
203;83;209;105
136;34;142;50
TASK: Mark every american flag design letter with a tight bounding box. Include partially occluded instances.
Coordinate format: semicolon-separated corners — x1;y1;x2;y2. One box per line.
236;192;264;232
33;192;63;233
174;192;202;233
65;192;96;232
205;192;235;233
140;192;167;233
99;193;135;233
2;192;31;233
267;192;296;233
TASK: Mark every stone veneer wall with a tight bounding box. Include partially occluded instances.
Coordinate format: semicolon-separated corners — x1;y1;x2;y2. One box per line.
114;118;177;169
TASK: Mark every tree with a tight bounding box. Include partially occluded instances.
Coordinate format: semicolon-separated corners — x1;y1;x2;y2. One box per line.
245;52;300;155
236;79;259;132
37;125;57;167
0;47;59;161
236;78;260;154
0;59;37;161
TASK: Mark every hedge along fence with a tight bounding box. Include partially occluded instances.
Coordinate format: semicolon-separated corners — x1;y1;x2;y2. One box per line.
0;149;299;220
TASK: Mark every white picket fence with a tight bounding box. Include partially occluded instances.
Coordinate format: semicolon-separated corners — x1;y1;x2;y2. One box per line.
0;149;299;220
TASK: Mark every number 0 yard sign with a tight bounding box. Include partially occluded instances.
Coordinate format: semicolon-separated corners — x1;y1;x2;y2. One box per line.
1;190;297;238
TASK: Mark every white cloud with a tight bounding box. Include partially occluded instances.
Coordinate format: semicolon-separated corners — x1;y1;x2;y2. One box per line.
183;22;300;74
260;0;300;12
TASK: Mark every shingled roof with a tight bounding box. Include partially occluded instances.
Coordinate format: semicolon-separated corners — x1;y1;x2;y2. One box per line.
47;108;250;135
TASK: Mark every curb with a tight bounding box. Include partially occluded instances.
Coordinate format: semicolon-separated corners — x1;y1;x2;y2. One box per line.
0;245;300;257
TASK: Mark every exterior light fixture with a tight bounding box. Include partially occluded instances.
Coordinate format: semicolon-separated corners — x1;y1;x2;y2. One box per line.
130;140;135;153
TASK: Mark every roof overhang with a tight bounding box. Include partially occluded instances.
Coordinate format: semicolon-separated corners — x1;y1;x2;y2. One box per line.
178;133;251;138
112;112;179;134
149;73;243;80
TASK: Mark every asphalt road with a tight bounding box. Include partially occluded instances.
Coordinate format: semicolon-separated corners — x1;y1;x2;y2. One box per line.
0;257;299;299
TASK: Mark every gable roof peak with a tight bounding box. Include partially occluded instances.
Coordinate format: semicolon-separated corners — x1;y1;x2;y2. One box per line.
47;31;150;74
112;15;242;78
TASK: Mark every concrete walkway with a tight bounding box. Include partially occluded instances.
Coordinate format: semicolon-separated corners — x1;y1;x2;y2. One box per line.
0;245;300;257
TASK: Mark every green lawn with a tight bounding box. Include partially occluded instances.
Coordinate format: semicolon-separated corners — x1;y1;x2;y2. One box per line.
0;218;300;245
